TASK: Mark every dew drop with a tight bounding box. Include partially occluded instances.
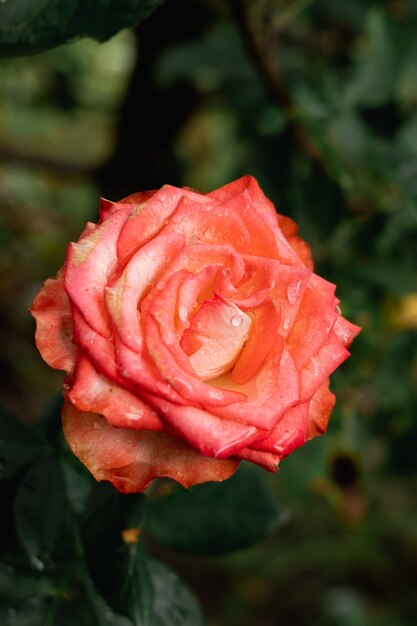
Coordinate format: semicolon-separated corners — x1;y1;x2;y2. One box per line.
176;471;184;479
204;226;215;240
62;382;70;391
336;304;342;314
231;314;243;327
93;421;101;430
287;280;302;305
283;317;290;331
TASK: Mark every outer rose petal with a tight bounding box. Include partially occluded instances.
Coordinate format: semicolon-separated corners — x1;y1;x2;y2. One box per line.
65;206;132;338
277;214;314;269
68;356;163;432
306;379;336;439
62;399;239;493
31;268;76;372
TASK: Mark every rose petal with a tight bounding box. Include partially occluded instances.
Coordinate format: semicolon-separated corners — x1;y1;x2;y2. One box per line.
300;332;350;400
147;315;245;407
105;230;185;352
287;273;337;368
116;185;212;263
210;176;305;266
99;190;155;220
234;447;280;472
31;268;76;372
231;255;279;309
333;315;361;347
306;379;336;439
250;402;309;457
231;300;282;385
277;214;314;269
62;399;239;493
269;263;312;338
65;206;131;337
167;189;279;258
149;400;262;458
177;265;237;329
68;355;163;431
213;347;300;431
182;295;252;381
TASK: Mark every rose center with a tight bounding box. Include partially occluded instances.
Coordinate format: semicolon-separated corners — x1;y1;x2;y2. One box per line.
180;295;252;381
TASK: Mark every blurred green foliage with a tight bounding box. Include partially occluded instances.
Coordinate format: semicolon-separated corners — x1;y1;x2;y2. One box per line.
0;0;416;625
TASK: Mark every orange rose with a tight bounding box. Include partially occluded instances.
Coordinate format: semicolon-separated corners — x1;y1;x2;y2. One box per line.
31;176;360;492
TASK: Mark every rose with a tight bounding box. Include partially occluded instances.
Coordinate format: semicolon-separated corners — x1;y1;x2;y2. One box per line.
31;176;360;493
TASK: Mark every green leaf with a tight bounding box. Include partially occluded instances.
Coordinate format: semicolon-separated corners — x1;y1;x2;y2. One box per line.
344;9;397;108
145;465;288;556
0;406;44;480
14;458;69;570
61;459;94;516
150;560;205;626
0;0;166;57
82;483;152;626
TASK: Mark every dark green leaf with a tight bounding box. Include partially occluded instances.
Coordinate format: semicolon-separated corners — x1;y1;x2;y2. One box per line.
82;483;151;626
344;9;397;108
0;406;44;480
61;459;94;516
0;0;166;57
14;458;68;570
150;560;205;626
0;599;49;626
145;465;288;556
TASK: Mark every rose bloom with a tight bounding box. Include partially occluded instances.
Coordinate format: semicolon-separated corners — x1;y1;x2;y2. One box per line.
32;176;360;493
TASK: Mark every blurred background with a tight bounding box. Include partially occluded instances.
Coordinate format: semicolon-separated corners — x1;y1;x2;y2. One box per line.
0;0;416;624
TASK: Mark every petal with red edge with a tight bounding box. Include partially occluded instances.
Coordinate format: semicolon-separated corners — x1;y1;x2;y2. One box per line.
31;268;76;372
105;230;185;352
251;402;309;457
62;399;239;493
146;315;245;407
70;305;119;382
99;190;155;221
234;447;280;472
68;355;163;432
277;214;314;269
300;332;349;401
116;185;211;263
149;400;261;458
213;347;300;431
286;273;337;368
333;315;361;347
231;301;282;385
65;206;131;338
306;379;336;439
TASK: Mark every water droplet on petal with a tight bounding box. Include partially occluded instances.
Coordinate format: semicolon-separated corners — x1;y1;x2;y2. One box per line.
283;317;290;331
204;226;215;240
93;421;101;430
231;314;243;327
287;280;302;305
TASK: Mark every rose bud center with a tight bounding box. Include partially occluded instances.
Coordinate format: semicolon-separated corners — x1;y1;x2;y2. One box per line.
180;295;252;381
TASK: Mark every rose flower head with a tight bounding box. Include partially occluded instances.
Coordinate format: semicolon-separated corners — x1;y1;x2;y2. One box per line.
31;176;360;493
